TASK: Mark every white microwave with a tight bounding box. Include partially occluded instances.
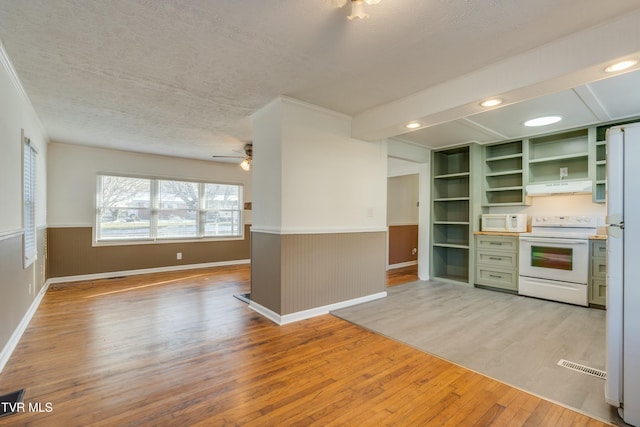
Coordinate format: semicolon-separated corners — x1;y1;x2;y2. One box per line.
481;214;527;232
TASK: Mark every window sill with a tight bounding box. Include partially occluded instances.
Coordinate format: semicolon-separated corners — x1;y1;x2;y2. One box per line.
92;235;246;247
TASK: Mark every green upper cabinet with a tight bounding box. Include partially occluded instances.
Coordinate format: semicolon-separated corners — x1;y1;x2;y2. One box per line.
594;125;607;203
592;119;640;203
482;140;527;206
527;128;589;184
431;144;484;286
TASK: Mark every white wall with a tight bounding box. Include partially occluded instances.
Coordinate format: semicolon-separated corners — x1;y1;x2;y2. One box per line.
251;98;283;232
387;174;419;226
252;97;388;234
47;143;253;227
0;46;47;234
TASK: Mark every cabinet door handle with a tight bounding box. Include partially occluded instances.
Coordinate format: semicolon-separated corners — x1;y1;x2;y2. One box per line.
489;242;502;245
489;274;502;279
488;257;503;261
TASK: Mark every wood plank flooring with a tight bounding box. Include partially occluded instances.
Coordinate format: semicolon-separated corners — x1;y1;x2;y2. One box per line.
386;264;419;287
0;265;610;426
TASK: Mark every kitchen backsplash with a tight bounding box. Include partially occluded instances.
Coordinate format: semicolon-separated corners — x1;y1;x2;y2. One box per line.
488;194;606;217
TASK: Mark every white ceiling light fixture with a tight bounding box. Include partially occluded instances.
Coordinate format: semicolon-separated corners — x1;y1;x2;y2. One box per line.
333;0;382;20
605;60;638;73
480;98;503;108
405;122;421;129
523;115;563;127
212;143;253;171
240;158;252;171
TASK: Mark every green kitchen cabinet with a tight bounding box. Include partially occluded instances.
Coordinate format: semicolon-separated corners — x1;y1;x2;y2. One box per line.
474;235;519;292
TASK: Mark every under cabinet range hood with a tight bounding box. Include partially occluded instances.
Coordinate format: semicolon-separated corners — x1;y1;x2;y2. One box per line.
525;180;593;196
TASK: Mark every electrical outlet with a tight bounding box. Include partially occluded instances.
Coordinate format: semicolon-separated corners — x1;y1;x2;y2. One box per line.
560;167;568;178
176;252;182;260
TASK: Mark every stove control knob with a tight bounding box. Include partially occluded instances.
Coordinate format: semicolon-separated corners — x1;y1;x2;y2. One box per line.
584;216;591;223
577;217;583;223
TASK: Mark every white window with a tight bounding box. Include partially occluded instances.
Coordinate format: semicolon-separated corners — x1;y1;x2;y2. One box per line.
96;175;243;242
23;135;37;268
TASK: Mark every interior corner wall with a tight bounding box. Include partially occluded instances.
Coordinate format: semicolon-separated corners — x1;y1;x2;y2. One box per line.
0;45;48;368
250;98;283;232
46;142;253;277
280;100;387;232
250;98;387;317
386;156;431;280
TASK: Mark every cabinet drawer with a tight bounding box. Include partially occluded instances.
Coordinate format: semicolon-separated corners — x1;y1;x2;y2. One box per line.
476;236;518;252
475;267;517;291
592;257;606;278
477;250;517;269
591;240;607;257
590;278;607;306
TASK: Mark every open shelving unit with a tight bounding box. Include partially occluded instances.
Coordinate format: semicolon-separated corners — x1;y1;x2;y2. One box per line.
430;144;483;285
482;140;526;206
528;129;590;184
593;119;639;203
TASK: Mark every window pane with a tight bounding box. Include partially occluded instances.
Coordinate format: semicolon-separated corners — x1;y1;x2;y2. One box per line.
203;183;241;237
157;209;197;238
158;180;199;238
100;176;151;208
98;208;151;239
204;184;239;210
98;176;151;240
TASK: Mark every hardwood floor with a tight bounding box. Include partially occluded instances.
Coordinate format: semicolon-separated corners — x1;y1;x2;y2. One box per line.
0;265;609;426
386;264;419;287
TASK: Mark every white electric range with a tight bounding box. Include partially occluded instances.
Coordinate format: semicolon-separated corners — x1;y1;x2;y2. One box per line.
518;215;601;306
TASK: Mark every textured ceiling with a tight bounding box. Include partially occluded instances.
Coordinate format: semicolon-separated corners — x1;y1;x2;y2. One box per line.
1;0;640;161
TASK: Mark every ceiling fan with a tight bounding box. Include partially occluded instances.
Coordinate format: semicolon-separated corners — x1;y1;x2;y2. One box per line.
212;143;253;171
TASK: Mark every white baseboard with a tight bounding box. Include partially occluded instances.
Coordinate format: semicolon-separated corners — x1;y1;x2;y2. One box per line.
46;259;251;286
387;260;418;270
0;281;50;374
248;291;387;325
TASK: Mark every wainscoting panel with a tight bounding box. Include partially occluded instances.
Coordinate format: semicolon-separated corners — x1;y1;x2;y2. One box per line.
250;231;282;314
0;229;47;369
47;225;251;278
280;231;386;315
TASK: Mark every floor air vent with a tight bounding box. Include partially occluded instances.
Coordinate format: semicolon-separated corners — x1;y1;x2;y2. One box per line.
557;359;606;379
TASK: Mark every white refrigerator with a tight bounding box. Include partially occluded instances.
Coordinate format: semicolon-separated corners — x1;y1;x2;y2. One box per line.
606;122;640;426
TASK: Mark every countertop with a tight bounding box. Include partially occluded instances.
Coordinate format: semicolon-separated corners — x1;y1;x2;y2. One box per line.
475;231;608;240
474;231;525;236
589;234;608;240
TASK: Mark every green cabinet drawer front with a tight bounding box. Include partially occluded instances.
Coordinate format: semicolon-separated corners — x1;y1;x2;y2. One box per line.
590;279;607;306
476;236;518;252
592;241;607;257
477;250;517;269
476;267;517;291
592;257;606;278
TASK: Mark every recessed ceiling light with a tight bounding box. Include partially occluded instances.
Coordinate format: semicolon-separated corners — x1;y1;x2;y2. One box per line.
405;122;421;129
605;60;638;73
523;115;563;127
480;98;503;108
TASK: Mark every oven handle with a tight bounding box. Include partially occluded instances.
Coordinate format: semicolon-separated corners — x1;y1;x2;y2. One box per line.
519;237;588;245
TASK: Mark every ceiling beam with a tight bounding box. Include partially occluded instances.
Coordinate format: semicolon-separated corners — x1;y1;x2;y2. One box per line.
351;8;640;142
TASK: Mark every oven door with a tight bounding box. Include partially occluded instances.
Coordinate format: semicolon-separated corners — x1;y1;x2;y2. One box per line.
518;237;589;284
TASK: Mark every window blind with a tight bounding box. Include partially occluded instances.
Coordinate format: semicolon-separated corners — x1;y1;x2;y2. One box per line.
23;137;36;268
